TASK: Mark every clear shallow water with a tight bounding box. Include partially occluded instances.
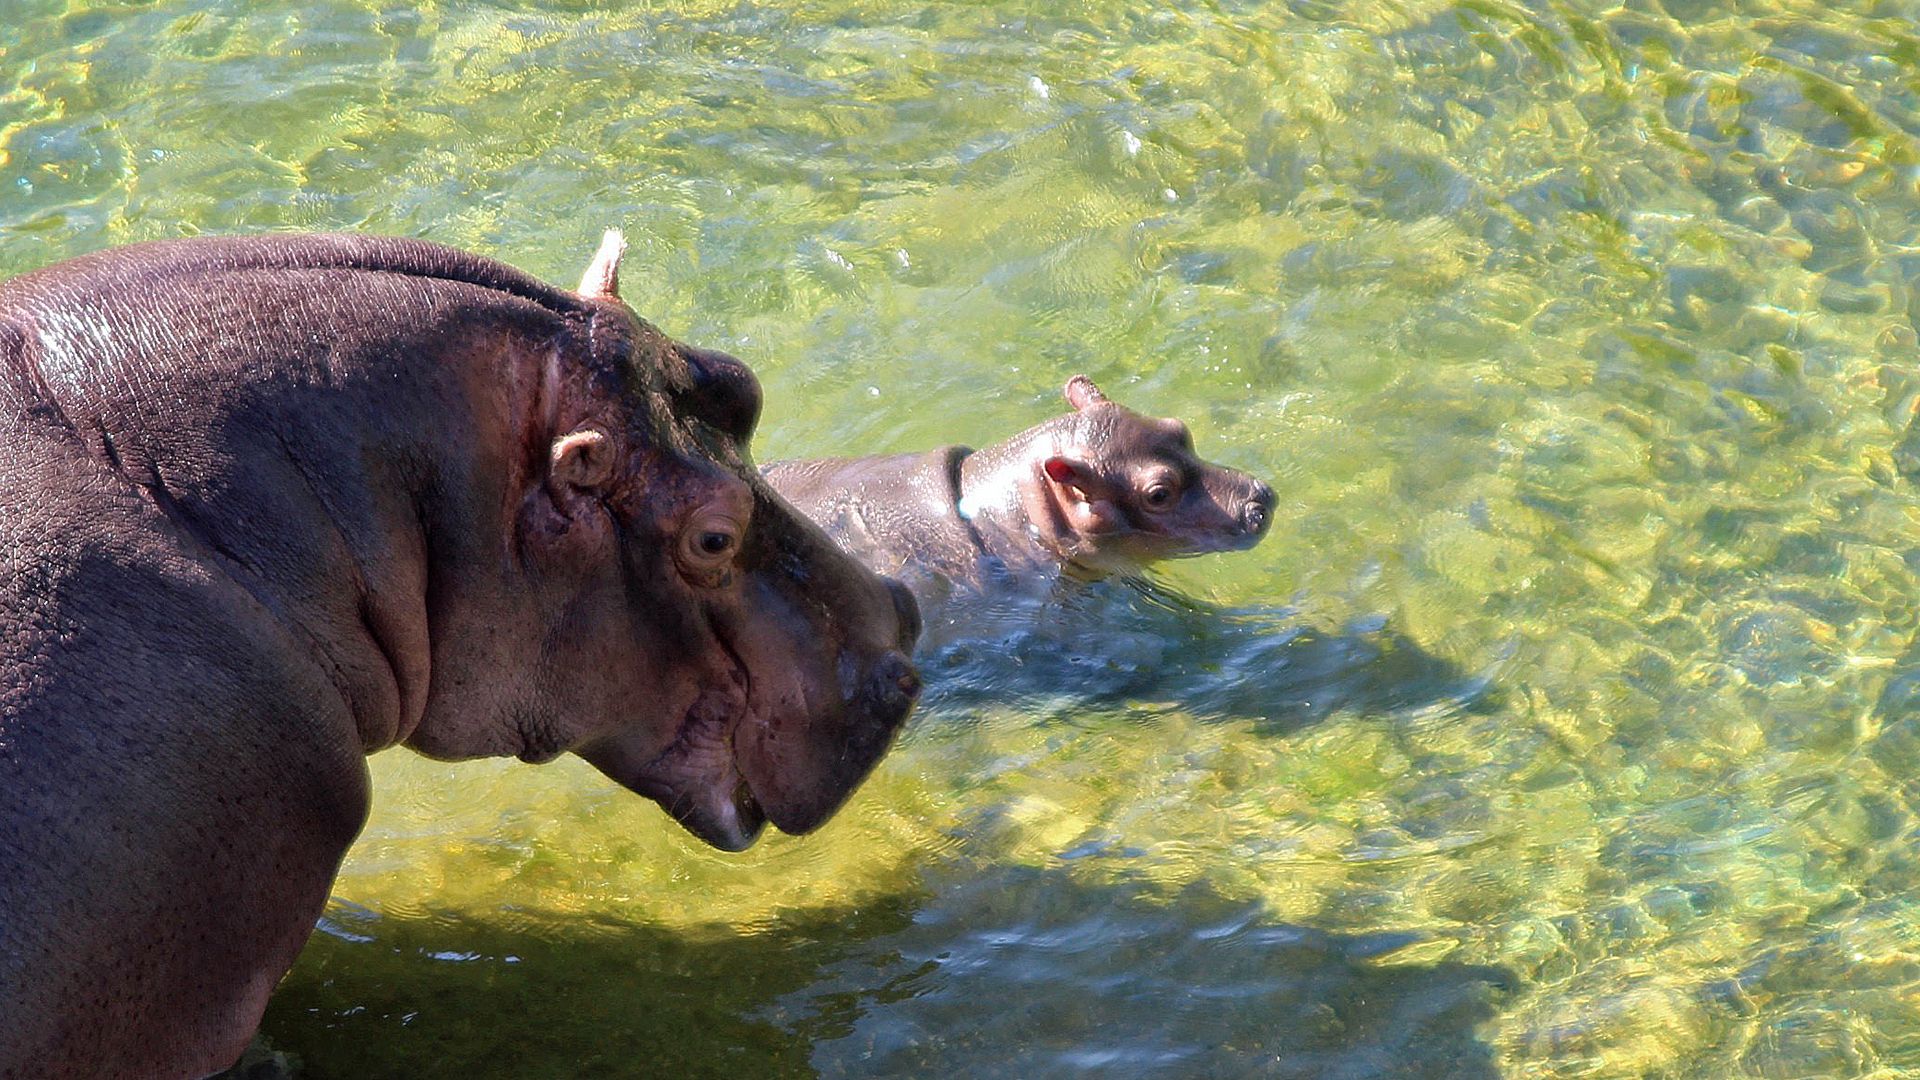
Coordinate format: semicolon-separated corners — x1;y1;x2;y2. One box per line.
9;0;1920;1075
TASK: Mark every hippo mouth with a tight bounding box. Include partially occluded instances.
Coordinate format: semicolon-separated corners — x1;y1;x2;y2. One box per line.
1169;529;1267;556
577;636;918;852
683;775;768;853
1068;531;1232;578
1106;511;1272;567
650;688;772;852
576;683;771;852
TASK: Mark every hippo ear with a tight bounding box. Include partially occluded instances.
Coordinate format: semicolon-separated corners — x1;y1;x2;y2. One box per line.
1043;455;1124;535
1043;455;1090;489
551;426;615;492
577;228;626;301
1064;374;1108;411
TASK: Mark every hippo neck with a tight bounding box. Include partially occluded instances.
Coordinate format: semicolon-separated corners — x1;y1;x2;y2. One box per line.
954;418;1083;573
252;305;629;761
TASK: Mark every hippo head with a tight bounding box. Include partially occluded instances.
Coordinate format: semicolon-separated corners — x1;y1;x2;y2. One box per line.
416;232;921;851
1024;375;1275;578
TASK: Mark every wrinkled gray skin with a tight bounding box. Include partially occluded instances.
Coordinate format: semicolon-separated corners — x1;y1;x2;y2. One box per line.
764;375;1275;619
0;232;920;1080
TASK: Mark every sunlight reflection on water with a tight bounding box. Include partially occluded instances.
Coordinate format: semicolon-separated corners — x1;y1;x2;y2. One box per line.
10;0;1920;1075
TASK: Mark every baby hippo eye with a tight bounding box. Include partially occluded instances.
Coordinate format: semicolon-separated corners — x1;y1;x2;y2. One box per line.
699;530;734;556
1142;482;1179;509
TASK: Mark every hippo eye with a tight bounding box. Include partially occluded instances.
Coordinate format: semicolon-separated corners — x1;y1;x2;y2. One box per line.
1143;482;1179;510
680;512;746;582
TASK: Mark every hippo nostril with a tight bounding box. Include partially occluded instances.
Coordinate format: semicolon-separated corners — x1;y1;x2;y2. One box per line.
871;651;922;717
1242;482;1275;535
886;578;923;649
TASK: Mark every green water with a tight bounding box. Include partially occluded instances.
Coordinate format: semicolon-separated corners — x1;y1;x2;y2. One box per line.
10;0;1920;1075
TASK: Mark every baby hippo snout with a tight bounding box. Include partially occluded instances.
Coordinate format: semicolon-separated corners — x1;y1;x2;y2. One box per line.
1241;480;1276;538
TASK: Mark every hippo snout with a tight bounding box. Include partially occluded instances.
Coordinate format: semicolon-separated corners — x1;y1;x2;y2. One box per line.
1241;480;1276;537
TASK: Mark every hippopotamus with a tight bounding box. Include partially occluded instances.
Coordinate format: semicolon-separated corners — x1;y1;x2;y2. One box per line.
763;375;1274;628
0;231;920;1079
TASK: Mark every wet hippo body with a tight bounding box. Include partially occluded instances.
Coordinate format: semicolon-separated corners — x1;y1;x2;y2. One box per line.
0;232;919;1079
764;445;983;590
765;376;1275;632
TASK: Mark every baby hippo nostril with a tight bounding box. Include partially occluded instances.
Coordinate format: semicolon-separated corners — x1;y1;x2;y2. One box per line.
886;578;923;649
1242;485;1274;535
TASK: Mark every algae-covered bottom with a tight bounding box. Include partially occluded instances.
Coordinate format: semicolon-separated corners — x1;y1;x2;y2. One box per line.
9;0;1920;1075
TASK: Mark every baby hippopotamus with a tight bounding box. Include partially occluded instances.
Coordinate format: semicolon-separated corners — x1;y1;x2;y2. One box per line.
763;376;1274;630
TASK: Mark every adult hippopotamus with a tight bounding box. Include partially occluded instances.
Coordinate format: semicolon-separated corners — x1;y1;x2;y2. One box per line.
0;231;921;1079
763;375;1274;625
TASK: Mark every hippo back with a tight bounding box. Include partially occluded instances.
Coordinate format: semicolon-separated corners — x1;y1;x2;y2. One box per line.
764;446;992;582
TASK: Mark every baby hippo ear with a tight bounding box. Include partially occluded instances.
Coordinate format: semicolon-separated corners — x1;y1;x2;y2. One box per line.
1064;374;1108;412
1043;455;1124;535
550;426;615;492
577;228;626;301
1043;455;1092;490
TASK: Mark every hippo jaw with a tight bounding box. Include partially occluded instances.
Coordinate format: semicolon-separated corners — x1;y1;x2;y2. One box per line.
576;624;920;852
730;648;920;837
565;492;922;851
577;682;768;851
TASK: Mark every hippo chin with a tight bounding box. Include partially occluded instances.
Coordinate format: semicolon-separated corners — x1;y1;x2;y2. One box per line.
763;374;1275;622
0;230;919;1079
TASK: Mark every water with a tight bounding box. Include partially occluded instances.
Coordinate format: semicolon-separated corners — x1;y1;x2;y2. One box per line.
8;0;1920;1075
